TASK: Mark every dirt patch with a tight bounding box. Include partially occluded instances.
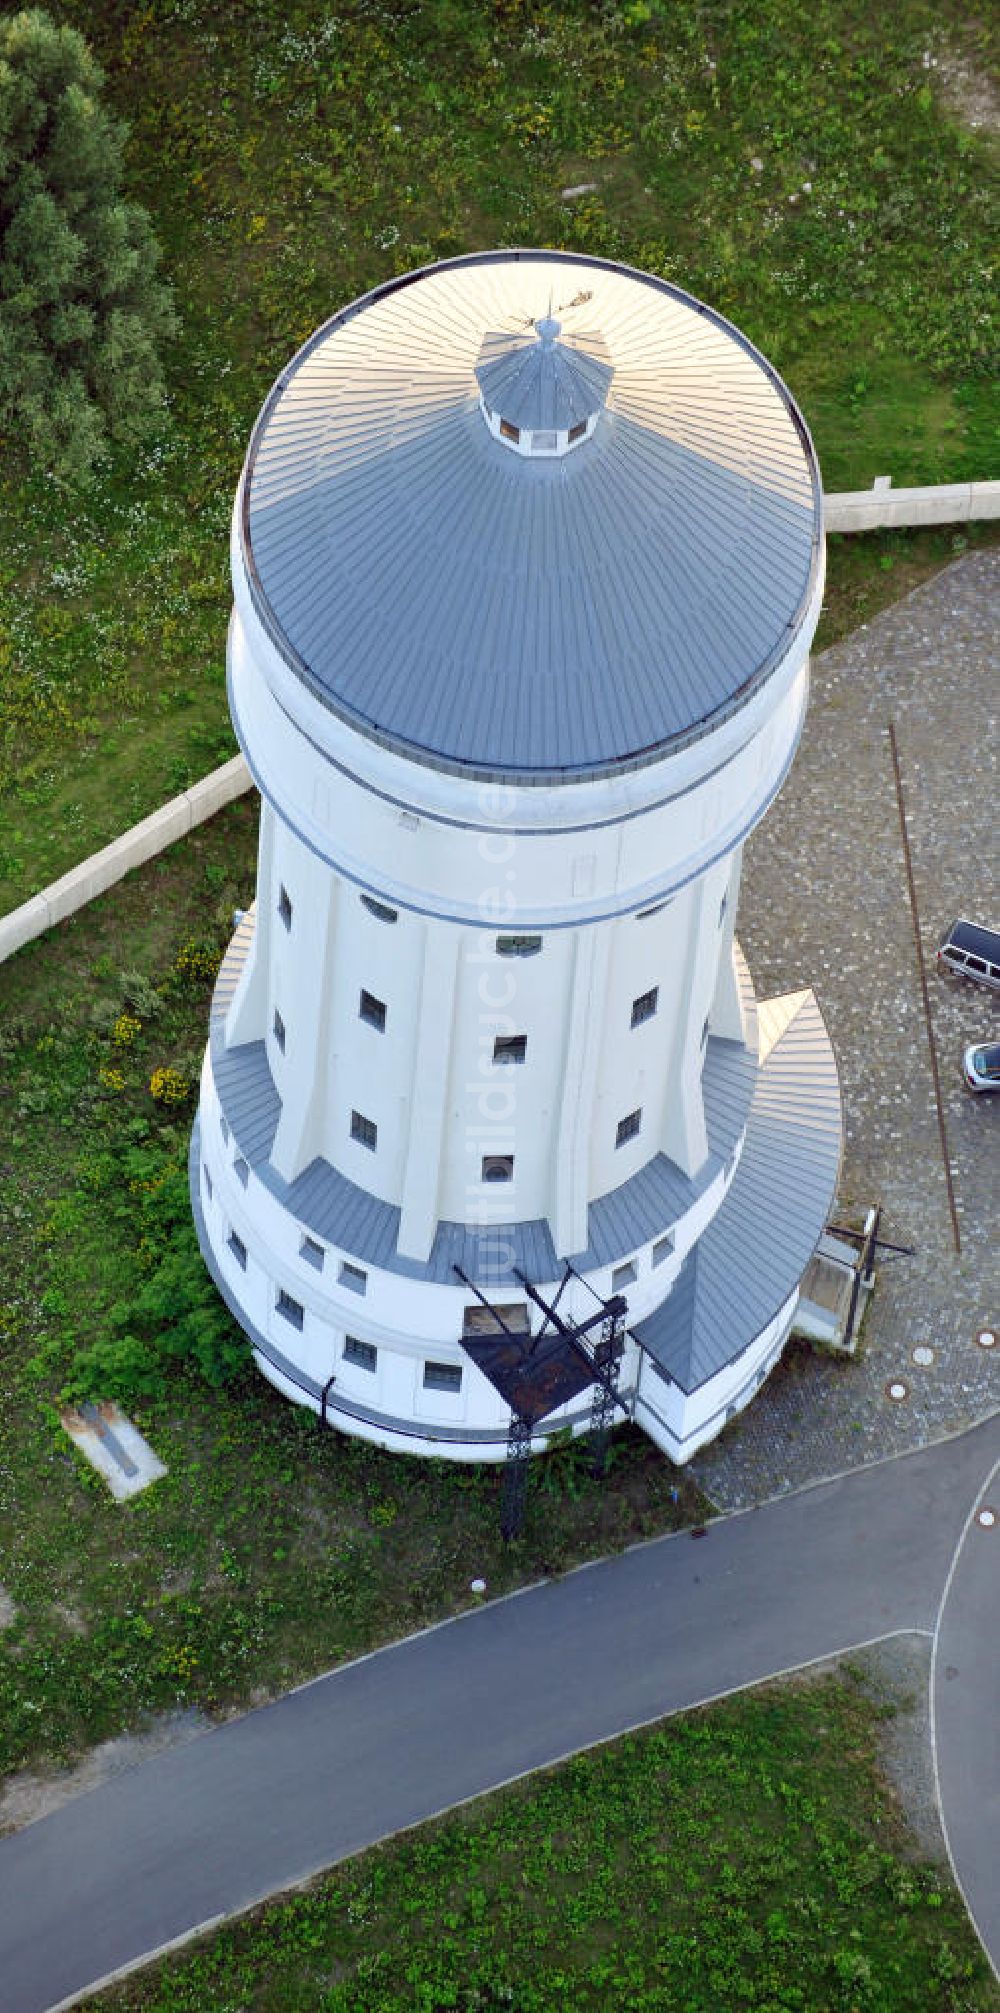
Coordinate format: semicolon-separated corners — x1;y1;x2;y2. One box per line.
0;1709;210;1837
0;1586;16;1630
934;48;1000;136
51;1601;89;1637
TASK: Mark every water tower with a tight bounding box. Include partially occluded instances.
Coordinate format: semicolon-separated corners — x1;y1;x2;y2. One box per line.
191;250;842;1499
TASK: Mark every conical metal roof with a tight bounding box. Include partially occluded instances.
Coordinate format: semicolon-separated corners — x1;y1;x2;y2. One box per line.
475;317;613;433
240;250;823;785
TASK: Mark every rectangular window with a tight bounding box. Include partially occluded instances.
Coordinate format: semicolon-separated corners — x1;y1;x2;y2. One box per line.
499;418;520;444
220;1113;230;1145
496;934;541;957
344;1335;377;1373
300;1234;325;1271
424;1361;462;1393
339;1261;368;1296
652;1233;674;1269
234;1155;249;1188
278;884;292;931
351;1110;377;1151
616;1109;641;1149
203;1163;213;1200
361;893;398;924
631;987;659;1028
719;892;728;927
359;989;387;1032
463;1302;529;1337
568;418;587;444
273;1007;286;1053
533;429;558;452
228;1229;247;1270
276;1288;304;1332
612;1261;637;1293
701;1017;710;1049
482;1154;514;1183
493;1034;527;1066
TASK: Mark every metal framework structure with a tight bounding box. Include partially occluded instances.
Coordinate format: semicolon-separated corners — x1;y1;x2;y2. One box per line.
453;1262;630;1538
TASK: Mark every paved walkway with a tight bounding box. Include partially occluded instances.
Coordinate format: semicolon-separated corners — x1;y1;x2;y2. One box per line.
693;550;999;1509
1;1415;997;2013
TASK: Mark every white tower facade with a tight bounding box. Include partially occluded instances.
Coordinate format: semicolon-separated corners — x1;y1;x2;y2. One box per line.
192;251;842;1465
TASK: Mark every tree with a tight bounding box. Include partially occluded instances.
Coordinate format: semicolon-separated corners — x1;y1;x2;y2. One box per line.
0;9;175;483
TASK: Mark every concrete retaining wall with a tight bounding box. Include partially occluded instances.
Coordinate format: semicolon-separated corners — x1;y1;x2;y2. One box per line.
1;475;997;970
0;754;251;964
825;478;1000;535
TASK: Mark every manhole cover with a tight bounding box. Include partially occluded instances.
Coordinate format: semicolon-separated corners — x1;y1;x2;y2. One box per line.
885;1379;909;1402
912;1345;935;1367
976;1328;997;1350
977;1508;996;1530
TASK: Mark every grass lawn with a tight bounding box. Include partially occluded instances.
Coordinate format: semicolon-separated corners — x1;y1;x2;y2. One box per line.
0;0;996;914
0;801;710;1782
93;1669;997;2012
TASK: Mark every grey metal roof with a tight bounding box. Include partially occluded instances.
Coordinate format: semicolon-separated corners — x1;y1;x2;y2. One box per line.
241;250;822;786
475;319;614;432
632;988;843;1394
208;917;759;1287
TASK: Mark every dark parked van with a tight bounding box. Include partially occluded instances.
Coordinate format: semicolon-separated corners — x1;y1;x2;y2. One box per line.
937;919;1000;992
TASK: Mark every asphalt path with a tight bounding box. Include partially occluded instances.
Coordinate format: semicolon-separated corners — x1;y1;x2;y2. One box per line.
2;1414;998;2013
932;1439;1000;1975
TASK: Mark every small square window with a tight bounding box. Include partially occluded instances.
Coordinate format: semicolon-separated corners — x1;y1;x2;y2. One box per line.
278;884;292;931
631;987;659;1028
351;1110;377;1151
499;418;520;444
344;1335;377;1373
616;1109;642;1149
220;1113;230;1145
532;428;557;452
360;989;387;1032
203;1163;213;1200
568;418;588;444
234;1155;249;1188
300;1234;325;1272
339;1261;367;1296
273;1007;286;1053
424;1361;462;1393
493;1034;527;1066
612;1261;637;1293
228;1229;247;1270
652;1233;674;1269
361;893;398;924
276;1288;304;1331
482;1154;514;1183
496;934;541;957
701;1017;710;1049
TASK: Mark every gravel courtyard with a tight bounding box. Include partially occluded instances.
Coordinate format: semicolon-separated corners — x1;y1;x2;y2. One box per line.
692;547;999;1510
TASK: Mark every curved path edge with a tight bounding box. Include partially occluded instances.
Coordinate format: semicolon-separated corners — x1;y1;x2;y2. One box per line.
931;1448;1000;1983
1;1414;998;2013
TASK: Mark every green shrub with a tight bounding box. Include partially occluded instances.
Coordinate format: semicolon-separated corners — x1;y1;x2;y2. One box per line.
0;8;175;482
65;1157;248;1400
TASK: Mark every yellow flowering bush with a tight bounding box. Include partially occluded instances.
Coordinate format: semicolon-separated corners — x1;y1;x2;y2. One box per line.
112;1011;142;1047
174;940;218;985
149;1065;192;1106
98;1064;126;1092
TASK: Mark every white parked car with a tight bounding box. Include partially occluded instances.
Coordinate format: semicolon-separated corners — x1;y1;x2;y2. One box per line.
963;1042;1000;1093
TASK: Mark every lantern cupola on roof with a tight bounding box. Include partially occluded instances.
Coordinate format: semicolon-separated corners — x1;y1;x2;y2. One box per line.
475;313;613;456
